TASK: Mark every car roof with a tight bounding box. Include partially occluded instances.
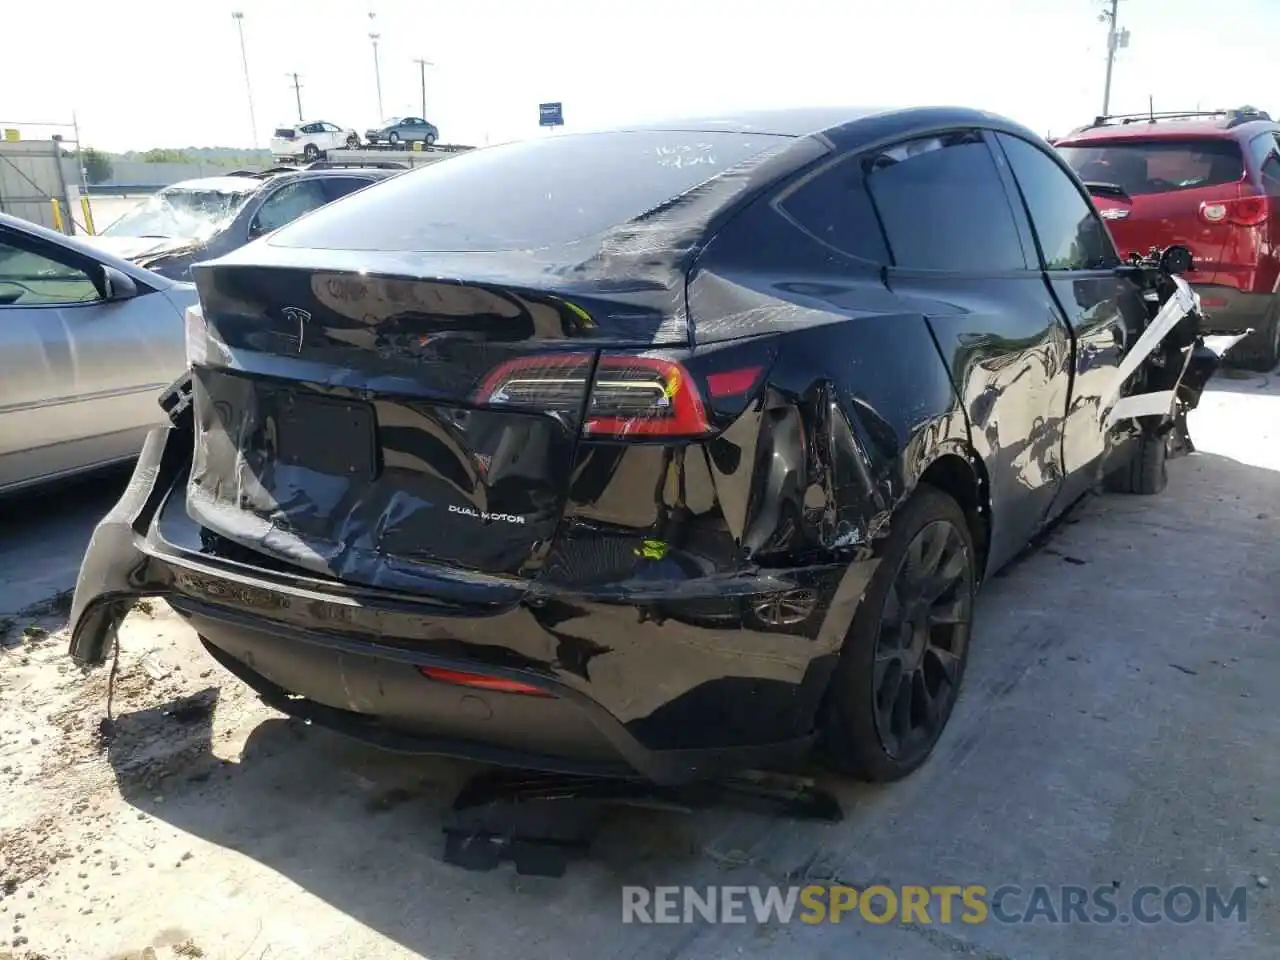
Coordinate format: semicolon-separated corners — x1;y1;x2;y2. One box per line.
586;105;1044;151
600;106;894;137
285;167;395;180
1057;110;1276;145
161;176;262;193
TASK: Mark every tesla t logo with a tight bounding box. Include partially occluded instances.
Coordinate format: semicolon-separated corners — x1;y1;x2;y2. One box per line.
281;307;311;353
1099;208;1129;220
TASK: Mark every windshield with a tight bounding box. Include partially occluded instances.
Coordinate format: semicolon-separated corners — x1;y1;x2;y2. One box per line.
381;117;405;127
1057;140;1244;196
269;129;789;253
102;186;255;240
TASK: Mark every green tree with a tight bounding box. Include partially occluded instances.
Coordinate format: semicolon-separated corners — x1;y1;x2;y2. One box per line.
80;148;113;184
141;148;193;163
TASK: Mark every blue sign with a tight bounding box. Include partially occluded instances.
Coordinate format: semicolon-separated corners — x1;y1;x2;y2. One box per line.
539;102;564;127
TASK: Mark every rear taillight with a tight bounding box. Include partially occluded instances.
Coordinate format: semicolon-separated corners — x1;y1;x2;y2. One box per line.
476;352;762;439
583;355;711;437
1200;195;1269;226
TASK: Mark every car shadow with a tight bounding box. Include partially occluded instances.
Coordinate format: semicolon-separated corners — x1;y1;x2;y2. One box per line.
0;462;133;623
95;448;1280;959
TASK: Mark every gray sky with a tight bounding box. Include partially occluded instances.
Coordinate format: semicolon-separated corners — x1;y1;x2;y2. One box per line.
3;0;1275;151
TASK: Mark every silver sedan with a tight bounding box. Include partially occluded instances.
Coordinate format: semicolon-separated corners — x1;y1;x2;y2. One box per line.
0;213;194;494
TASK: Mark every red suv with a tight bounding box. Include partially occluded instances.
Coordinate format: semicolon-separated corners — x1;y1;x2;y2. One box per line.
1055;108;1280;370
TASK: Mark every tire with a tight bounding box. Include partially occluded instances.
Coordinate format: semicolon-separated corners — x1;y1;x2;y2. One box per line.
346;134;360;150
388;132;400;146
1104;431;1168;495
1228;298;1280;372
302;143;320;162
820;486;977;782
425;132;437;146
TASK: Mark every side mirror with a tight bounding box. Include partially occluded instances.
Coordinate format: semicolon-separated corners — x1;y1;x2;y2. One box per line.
101;265;137;302
1160;245;1194;276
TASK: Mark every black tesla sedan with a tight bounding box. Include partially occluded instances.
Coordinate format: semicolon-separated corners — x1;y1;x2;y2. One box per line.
68;106;1223;785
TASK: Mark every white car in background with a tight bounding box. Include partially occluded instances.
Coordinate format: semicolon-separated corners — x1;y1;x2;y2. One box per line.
269;121;361;162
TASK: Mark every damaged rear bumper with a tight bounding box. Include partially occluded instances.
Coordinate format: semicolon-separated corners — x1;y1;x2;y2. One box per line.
68;425;876;785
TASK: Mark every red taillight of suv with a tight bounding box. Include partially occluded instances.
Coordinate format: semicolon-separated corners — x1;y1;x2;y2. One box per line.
476;352;763;439
1199;194;1270;226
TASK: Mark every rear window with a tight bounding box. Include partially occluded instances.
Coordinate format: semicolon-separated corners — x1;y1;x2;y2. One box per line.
1057;139;1244;196
268;130;790;252
273;127;296;138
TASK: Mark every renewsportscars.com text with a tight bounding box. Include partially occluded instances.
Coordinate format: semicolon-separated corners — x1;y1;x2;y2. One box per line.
622;884;1248;925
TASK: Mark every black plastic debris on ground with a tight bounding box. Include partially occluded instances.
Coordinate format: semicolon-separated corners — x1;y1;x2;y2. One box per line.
441;770;843;878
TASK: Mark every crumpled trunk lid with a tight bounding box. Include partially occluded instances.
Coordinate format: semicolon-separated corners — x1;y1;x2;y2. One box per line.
186;253;688;590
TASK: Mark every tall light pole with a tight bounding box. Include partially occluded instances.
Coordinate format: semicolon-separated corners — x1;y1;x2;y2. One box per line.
231;11;259;147
287;73;304;121
412;58;434;119
369;34;384;118
368;11;384;120
1100;0;1129;117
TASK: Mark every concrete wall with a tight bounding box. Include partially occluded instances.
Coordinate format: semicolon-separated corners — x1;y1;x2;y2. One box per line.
60;158;247;190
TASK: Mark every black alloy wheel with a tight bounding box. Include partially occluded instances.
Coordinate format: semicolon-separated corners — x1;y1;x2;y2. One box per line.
870;518;973;761
821;487;976;781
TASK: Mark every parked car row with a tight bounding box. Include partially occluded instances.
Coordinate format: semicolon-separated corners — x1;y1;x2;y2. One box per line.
60;105;1236;792
269;116;442;161
81;166;394;282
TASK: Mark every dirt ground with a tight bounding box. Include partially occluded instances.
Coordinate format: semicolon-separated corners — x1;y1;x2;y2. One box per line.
1;370;1278;960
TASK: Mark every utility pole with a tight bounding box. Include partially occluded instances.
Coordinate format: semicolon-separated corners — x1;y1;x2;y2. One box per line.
231;11;259;147
287;73;304;121
412;58;434;119
1100;0;1130;117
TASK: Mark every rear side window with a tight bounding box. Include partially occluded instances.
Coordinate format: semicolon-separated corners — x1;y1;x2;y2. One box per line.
251;180;331;236
320;177;375;201
777;156;889;263
864;132;1026;272
1057;139;1243;196
1249;134;1280;195
270;130;791;252
998;134;1117;271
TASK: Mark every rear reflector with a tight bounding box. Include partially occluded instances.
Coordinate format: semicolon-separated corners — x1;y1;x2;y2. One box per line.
1200;195;1269;227
1199;295;1229;308
417;666;553;697
706;366;764;398
477;352;760;439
